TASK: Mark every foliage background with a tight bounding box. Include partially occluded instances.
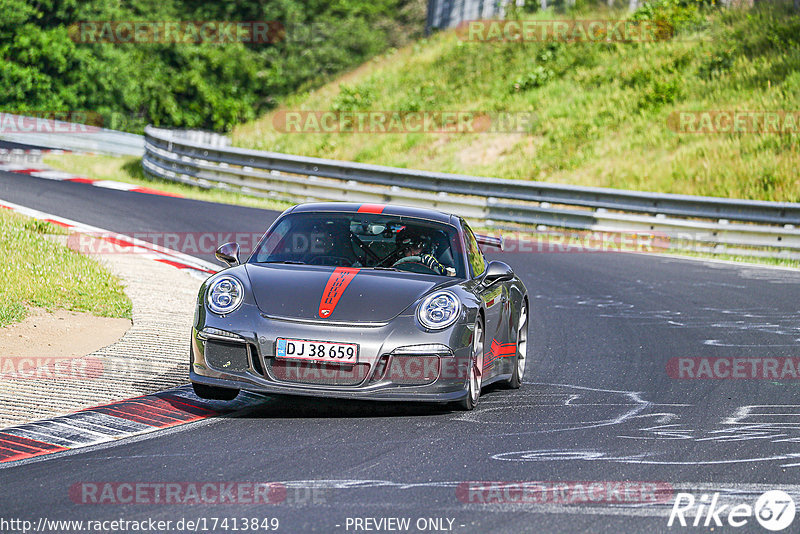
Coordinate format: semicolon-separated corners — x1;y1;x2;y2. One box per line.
0;0;426;132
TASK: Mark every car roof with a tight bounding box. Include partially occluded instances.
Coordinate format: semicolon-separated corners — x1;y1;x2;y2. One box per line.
288;202;456;225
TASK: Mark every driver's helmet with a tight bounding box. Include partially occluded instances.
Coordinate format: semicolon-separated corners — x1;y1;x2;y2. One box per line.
397;226;433;254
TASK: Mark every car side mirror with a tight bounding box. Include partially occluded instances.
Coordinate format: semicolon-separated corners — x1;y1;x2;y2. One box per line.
215;242;240;267
481;261;513;286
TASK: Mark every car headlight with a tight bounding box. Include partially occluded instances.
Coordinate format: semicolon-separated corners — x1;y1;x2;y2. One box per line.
417;291;460;330
206;275;244;315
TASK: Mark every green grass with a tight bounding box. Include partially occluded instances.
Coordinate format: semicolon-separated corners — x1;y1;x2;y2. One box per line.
0;210;132;327
43;154;293;212
232;1;800;202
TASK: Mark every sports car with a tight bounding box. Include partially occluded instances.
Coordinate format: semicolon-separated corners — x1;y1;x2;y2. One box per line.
190;202;529;410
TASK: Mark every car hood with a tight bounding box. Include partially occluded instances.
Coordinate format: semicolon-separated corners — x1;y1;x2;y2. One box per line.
244;263;447;323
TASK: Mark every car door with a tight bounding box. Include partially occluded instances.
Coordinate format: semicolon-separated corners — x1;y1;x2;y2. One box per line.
462;221;507;379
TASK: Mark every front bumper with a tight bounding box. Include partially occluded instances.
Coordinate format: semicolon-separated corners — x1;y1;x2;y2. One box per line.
190;303;475;403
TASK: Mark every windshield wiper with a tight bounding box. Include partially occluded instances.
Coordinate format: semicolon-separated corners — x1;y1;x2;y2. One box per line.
259;260;308;265
363;266;401;271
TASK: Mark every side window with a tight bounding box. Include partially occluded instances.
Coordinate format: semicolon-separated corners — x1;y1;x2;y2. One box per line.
463;224;486;278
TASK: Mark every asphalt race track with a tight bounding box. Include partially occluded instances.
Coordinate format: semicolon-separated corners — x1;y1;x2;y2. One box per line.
2;171;800;533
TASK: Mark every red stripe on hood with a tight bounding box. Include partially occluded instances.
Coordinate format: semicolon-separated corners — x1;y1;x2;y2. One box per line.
357;204;386;214
319;267;360;319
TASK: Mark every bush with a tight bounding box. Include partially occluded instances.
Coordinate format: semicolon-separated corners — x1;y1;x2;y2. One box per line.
629;0;714;34
638;77;682;109
512;66;555;91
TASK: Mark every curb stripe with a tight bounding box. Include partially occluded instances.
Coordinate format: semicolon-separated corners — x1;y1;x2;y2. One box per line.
0;386;265;465
0;434;68;462
154;258;216;274
43;218;72;228
132;186;183;197
0;164;181;198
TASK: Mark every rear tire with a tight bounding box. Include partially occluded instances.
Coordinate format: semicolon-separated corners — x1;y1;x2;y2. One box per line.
192;382;239;401
458;319;484;411
504;303;528;389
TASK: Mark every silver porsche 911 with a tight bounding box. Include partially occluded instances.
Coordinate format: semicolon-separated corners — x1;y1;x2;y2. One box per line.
190;202;528;410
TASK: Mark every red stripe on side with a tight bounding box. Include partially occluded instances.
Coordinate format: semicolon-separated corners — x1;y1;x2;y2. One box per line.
485;339;516;362
318;267;360;319
0;433;68;463
357;204;386;214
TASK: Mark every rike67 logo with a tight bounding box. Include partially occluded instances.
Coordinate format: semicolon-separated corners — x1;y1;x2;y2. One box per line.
668;490;796;531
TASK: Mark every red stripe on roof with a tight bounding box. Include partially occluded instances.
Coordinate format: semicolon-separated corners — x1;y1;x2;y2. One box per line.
357;204;386;214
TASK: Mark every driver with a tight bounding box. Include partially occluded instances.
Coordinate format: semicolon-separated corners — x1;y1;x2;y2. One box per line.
392;227;446;275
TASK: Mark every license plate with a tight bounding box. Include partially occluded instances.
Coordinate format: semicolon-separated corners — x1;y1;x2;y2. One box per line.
275;338;358;364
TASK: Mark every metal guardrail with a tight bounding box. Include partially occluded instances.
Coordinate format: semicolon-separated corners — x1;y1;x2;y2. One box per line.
0;114;144;156
143;126;800;259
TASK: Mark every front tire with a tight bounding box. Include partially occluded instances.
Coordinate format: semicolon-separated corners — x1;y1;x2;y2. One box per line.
458;319;484;411
192;382;239;401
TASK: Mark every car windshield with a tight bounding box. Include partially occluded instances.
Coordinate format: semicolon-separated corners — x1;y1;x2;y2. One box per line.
250;212;465;278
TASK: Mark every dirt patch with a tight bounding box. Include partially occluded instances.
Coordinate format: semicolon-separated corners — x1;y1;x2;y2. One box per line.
0;307;131;359
457;134;523;167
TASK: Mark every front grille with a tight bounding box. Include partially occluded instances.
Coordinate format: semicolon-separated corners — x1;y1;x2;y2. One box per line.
268;360;370;386
204;340;250;372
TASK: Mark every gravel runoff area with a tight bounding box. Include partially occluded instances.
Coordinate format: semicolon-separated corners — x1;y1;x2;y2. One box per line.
0;250;202;428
